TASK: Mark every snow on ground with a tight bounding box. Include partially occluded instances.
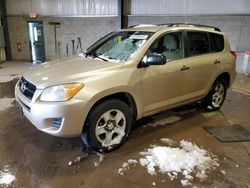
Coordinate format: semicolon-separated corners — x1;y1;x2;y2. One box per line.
0;167;15;185
140;140;219;186
118;139;220;186
68;152;105;167
160;138;175;145
118;159;138;175
93;153;105;167
0;98;15;111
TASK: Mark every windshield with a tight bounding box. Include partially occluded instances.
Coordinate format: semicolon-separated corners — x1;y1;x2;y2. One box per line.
86;31;153;62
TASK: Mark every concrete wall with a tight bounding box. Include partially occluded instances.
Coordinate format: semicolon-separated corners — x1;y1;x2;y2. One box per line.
7;17;30;61
7;15;250;61
127;15;250;52
7;16;120;61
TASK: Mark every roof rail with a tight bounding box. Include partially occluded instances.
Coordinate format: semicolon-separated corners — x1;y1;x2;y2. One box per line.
129;24;156;28
157;23;221;32
128;23;221;32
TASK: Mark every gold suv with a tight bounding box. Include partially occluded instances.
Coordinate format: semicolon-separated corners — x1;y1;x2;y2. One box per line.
15;23;236;152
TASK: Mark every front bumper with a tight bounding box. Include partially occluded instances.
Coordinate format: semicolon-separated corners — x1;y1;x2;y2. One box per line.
15;82;89;137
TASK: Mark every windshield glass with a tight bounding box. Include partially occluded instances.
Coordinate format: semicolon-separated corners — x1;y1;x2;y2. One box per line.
86;31;153;62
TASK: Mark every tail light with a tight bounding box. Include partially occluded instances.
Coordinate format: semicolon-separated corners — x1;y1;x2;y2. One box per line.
230;51;237;59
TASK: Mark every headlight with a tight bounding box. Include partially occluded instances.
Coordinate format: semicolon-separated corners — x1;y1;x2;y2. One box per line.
40;83;83;102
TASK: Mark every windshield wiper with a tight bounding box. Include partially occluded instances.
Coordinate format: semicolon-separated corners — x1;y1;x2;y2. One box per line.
96;56;108;62
90;52;108;62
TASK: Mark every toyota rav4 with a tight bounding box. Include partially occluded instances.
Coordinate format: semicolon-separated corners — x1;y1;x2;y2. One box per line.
15;23;236;152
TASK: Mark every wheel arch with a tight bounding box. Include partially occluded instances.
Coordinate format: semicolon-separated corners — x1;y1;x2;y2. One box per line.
215;72;230;88
83;92;138;130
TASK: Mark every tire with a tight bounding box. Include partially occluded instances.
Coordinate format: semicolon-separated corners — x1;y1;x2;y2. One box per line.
83;99;132;152
202;79;227;111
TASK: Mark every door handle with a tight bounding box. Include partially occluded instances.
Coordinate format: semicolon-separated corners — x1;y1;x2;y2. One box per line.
214;59;221;64
180;65;190;71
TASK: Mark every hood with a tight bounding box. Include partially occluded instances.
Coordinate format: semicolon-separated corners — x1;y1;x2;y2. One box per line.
23;56;123;89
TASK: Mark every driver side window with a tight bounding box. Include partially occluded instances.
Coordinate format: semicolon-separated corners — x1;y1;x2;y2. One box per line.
149;32;184;61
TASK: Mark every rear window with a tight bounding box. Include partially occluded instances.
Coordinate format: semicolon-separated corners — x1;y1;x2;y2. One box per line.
187;32;210;57
209;33;224;52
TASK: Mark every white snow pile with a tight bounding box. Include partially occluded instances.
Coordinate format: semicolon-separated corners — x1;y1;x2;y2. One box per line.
93;153;105;167
139;140;219;186
118;159;138;175
0;168;15;185
0;98;15;111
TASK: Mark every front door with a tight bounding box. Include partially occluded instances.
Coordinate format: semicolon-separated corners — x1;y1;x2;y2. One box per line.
27;21;45;63
141;31;190;114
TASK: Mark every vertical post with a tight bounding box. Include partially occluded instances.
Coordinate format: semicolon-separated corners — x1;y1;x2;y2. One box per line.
54;25;57;54
118;0;124;29
0;0;11;60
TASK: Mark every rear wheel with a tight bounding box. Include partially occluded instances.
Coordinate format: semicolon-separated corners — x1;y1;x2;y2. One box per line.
202;79;227;111
83;99;132;152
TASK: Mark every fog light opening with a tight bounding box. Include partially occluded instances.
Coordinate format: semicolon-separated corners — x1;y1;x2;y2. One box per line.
52;118;63;130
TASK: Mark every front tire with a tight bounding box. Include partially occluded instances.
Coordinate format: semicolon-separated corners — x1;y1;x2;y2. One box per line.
83;99;132;152
202;79;227;111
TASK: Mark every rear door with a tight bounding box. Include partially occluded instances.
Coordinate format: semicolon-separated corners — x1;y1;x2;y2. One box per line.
182;31;222;97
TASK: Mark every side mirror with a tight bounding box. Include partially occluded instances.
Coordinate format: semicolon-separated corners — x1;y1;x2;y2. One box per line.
142;53;166;67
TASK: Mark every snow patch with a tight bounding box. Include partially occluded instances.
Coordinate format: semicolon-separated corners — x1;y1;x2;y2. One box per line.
0;98;15;111
139;140;219;186
0;170;15;185
160;138;175;145
117;139;219;186
127;159;138;165
118;159;138;175
181;179;192;186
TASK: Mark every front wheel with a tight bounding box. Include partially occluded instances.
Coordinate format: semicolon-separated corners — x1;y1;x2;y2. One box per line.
83;99;132;152
202;79;227;111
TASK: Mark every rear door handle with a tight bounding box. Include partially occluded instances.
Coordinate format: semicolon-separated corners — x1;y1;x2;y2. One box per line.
214;59;221;64
180;65;190;71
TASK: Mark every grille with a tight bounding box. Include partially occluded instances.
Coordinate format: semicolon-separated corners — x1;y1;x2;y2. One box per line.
19;77;36;99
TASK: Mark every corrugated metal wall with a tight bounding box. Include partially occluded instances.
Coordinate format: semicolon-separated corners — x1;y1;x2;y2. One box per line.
6;0;250;17
130;0;250;15
6;0;118;16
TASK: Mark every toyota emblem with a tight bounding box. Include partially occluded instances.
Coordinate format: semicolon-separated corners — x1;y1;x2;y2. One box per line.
20;82;27;93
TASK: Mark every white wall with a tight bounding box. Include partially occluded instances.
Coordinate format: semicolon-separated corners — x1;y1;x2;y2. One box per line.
130;0;250;15
6;0;118;16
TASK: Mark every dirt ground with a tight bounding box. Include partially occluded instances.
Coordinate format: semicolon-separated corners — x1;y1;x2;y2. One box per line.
0;62;250;188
